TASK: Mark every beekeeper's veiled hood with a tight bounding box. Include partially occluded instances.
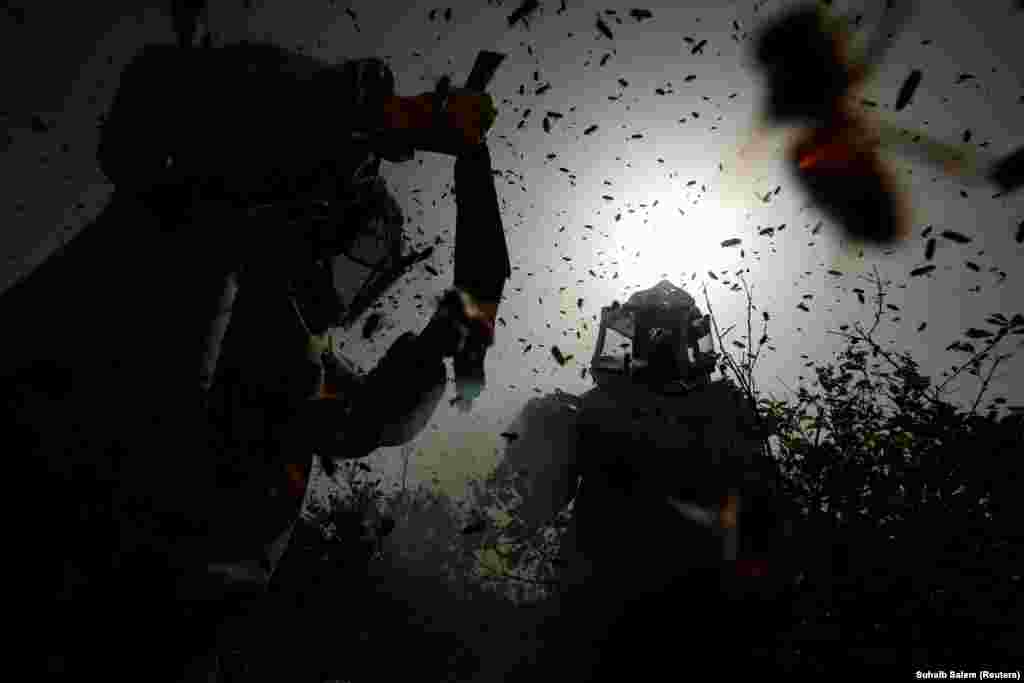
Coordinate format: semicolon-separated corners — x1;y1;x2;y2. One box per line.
623;279;698;316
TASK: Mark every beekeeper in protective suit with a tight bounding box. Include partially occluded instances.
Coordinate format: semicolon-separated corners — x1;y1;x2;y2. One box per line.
492;280;788;681
492;280;724;550
8;11;498;679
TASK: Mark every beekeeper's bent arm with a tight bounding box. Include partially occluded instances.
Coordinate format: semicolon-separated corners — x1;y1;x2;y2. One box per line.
302;311;459;461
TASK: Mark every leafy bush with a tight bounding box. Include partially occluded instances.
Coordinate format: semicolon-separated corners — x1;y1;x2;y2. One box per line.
705;268;1023;670
305;459;392;564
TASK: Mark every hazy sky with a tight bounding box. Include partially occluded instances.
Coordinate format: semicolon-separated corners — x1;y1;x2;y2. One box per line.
6;1;1023;671
4;0;1022;527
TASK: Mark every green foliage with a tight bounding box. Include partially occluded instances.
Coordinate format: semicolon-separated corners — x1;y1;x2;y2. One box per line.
708;266;1023;670
306;459;389;562
462;500;574;604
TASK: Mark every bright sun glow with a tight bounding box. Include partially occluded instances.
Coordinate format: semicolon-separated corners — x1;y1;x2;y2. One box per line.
611;190;731;290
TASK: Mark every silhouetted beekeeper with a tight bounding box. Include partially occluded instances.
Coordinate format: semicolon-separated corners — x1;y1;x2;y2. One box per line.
8;8;503;679
490;280;788;679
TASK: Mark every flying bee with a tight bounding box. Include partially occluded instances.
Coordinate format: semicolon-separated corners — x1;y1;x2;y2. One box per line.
745;2;917;248
736;2;1020;253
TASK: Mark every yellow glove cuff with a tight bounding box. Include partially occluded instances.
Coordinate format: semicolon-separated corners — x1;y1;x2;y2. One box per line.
307;333;332;359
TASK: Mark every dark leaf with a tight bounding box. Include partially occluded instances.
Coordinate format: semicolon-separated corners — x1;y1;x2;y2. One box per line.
500;432;520;441
763;312;769;321
596;15;614;39
732;341;746;349
910;265;936;277
424;265;439;276
628;9;653;21
691;39;707;54
917;322;927;332
721;238;742;247
444;7;452;21
962;129;972;143
462;519;487;535
965;328;994;339
708;271;718;280
1016;220;1023;244
827;270;843;277
966;261;980;272
584;124;599;135
797;303;810;312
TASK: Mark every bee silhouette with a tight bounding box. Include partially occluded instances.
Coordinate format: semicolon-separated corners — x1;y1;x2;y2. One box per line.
751;3;917;247
747;2;1023;249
